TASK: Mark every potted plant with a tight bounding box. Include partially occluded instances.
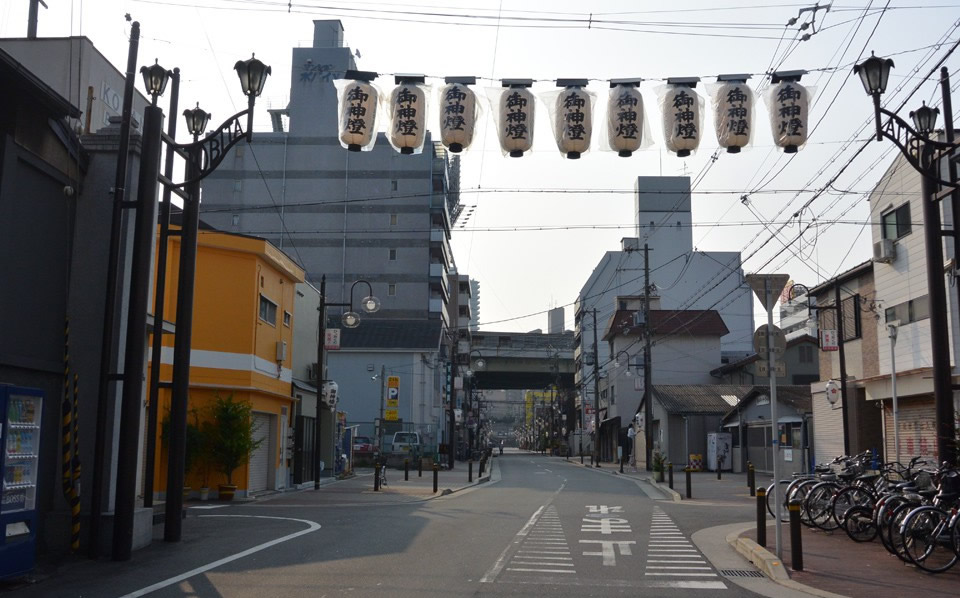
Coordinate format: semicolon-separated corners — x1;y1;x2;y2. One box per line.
653;449;666;483
202;394;263;501
161;412;203;499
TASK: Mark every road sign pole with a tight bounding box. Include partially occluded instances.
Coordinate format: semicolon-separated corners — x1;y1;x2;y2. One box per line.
766;278;783;560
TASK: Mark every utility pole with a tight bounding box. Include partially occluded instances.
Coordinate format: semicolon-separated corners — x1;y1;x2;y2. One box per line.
378;364;386;454
643;243;653;471
592;309;601;467
448;362;456;469
834;284;852;455
314;276;327;490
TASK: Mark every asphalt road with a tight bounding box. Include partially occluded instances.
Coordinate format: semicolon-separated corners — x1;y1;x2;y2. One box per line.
16;453;768;597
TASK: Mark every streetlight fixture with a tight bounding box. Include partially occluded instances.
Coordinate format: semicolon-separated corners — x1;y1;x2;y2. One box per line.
615;350;634;377
853;53;959;464
140;59;172;105
182;103;211;138
316;277;379;487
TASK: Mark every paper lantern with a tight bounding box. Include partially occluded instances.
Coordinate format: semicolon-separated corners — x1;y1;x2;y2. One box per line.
714;77;753;153
768;80;809;153
498;80;535;158
661;79;702;157
439;77;477;153
389;76;427;154
338;75;379;152
553;80;592;159
607;82;643;157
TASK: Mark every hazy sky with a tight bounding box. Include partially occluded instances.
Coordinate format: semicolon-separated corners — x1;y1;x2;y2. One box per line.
4;1;959;332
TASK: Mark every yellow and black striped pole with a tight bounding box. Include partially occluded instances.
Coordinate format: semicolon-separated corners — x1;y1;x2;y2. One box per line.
60;319;81;553
70;373;82;552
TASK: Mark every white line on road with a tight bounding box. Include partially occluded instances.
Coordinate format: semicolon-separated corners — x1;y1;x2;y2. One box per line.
514;555;572;560
506;568;576;574
648;560;707;564
646;566;713;570
645;572;718;577
647;581;728;589
119;515;321;598
512;561;575;566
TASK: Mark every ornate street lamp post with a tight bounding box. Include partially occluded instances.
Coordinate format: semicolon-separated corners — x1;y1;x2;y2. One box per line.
316;277;379;489
854;53;959;464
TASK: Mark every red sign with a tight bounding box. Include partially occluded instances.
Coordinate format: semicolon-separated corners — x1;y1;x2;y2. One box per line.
324;329;341;350
820;329;838;351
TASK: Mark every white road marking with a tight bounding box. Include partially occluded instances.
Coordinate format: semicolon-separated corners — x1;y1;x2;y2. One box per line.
645;572;718;577
514;555;572;560
645;508;726;590
647;581;728;589
647;566;713;570
119;515;320;598
506;568;575;574
579;540;636;566
512;561;575;566
648;560;707;564
188;505;228;510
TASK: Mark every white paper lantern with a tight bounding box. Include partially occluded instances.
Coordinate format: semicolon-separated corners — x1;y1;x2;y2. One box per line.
498;82;535;158
662;83;702;157
389;80;427;154
339;80;378;152
768;81;809;153
714;81;753;153
608;84;643;157
554;84;592;159
439;79;477;153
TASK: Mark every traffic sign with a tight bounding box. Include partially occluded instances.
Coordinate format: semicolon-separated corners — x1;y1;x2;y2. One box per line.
745;273;790;310
753;325;786;355
757;360;786;377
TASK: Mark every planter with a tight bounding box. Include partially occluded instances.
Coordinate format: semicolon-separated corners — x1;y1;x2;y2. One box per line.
654;470;664;483
218;484;237;501
199;487;210;501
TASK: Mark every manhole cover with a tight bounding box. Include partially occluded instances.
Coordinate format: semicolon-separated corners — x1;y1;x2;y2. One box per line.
719;569;765;578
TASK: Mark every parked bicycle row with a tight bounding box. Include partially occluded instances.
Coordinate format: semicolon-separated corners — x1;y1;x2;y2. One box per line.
763;451;960;574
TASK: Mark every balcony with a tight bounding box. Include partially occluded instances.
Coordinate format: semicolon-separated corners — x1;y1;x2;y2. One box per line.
429;262;449;300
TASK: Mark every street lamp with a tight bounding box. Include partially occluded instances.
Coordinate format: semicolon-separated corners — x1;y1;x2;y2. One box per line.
140;59;171;105
854;53;959;464
316;277;379;489
182;103;211;138
615;350;634;377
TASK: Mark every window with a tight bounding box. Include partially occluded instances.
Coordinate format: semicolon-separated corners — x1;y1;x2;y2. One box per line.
881;204;911;240
798;344;814;363
259;295;277;325
390;213;398;226
885;295;930;324
388;284;397;296
389;249;397;261
391;180;398;191
283;311;291;327
232;214;240;227
818;294;862;341
233;180;243;192
610;385;615;405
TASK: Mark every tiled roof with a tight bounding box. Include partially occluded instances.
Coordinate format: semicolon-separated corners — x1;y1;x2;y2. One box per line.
721;386;813;423
649;385;754;415
604;309;729;341
334;317;443;351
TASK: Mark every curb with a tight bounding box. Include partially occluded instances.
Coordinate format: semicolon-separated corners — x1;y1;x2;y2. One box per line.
726;524;850;598
644;476;683;502
570;460;682;502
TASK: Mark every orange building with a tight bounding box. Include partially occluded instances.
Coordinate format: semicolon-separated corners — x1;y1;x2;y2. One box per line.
149;228;304;499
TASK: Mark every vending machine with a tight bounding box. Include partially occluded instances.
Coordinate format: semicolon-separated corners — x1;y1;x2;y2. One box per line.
0;385;44;579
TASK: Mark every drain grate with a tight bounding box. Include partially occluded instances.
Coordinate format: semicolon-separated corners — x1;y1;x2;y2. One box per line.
719;569;765;578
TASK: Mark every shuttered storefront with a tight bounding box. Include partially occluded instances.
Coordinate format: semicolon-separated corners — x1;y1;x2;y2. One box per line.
813;389;845;464
248;413;272;493
882;396;937;463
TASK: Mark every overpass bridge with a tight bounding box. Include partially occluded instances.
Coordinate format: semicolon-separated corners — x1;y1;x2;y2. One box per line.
467;330;575;390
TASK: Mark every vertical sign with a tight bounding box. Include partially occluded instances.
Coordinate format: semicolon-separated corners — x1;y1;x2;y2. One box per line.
324;328;341;350
385;375;400;421
821;329;839;351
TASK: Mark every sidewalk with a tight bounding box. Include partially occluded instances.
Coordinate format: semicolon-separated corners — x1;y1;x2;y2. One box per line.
254;456;496;507
605;465;960;598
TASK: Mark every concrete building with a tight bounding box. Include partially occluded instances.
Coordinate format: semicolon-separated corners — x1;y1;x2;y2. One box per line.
196;20;462;443
573;177;755;454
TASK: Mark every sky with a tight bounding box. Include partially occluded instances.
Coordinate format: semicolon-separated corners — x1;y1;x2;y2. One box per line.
3;0;959;333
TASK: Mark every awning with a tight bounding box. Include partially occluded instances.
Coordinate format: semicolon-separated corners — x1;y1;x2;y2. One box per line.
778;415;804;424
600;416;622;429
722;420;740;427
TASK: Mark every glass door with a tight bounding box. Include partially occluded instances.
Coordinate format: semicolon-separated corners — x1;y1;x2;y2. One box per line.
2;394;42;514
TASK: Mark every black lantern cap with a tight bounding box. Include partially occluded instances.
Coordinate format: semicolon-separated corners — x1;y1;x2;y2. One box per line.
610;78;642;88
910;101;939;136
234;54;271;97
344;70;378;82
140;59;171;98
666;76;700;88
557;78;588;88
395;74;426;84
717;74;752;83
770;70;807;84
854;52;894;96
183;102;211;137
502;79;533;88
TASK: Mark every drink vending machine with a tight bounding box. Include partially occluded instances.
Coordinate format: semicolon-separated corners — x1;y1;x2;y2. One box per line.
0;385;43;579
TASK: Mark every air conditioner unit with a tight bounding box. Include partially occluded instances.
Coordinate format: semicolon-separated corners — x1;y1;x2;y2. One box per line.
276;340;288;361
307;362;319;381
633;311;646;327
873;239;896;263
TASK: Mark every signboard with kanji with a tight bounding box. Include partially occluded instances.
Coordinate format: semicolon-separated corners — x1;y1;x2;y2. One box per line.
821;329;839;351
324;329;341;350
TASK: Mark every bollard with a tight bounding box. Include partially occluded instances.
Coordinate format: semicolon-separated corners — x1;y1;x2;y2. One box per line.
620;455;624;473
685;468;692;499
404;458;409;481
580;451;584;465
756;487;767;547
418;457;423;478
480;457;485;477
747;461;753;488
789;499;803;571
433;463;439;493
668;463;674;490
748;463;755;497
717;465;722;480
374;463;381;492
469;460;473;483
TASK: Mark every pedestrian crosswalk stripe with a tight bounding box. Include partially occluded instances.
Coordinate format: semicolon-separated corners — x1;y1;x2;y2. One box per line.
646;572;718;577
646;508;726;590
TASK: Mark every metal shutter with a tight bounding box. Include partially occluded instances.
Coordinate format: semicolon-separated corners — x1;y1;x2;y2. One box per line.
248;413;271;493
883;397;937;463
813;389;844;464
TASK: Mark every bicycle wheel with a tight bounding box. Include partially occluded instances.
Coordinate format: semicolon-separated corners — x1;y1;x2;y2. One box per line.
842;505;877;542
832;486;876;528
765;480;792;522
876;495;908;555
902;506;958;573
889;503;916;563
792;480;819;527
805;482;840;530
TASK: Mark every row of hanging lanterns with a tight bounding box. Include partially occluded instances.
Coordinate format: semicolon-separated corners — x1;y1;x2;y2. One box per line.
336;70;811;158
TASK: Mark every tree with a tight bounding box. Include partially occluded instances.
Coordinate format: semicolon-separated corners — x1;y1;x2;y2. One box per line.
202;394;263;486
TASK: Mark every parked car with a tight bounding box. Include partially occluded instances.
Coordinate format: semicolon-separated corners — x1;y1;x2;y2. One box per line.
352;435;375;454
391;431;421;459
